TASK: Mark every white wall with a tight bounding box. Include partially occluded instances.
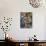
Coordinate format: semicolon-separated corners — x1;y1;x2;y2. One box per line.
0;0;46;40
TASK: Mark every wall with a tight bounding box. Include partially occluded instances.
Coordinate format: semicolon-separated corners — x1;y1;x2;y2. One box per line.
0;0;46;40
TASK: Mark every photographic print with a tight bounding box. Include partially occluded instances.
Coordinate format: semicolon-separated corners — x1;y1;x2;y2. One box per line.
20;12;32;28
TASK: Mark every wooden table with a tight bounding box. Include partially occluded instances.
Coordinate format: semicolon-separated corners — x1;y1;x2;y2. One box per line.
5;39;46;46
12;40;46;46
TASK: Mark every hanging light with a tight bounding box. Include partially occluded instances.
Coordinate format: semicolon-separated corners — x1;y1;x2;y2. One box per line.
29;0;43;8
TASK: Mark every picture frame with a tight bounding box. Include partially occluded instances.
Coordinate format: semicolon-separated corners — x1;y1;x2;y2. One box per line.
20;12;32;28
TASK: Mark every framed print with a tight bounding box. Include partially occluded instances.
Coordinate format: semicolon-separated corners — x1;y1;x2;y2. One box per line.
20;12;32;28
